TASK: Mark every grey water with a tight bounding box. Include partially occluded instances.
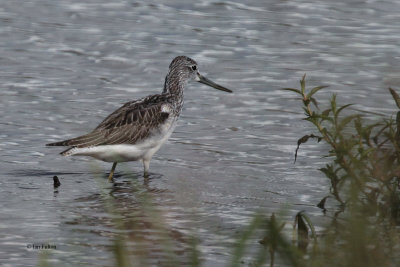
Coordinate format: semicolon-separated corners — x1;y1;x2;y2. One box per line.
1;0;400;266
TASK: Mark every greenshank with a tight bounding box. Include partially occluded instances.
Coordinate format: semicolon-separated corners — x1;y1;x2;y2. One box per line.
46;56;232;181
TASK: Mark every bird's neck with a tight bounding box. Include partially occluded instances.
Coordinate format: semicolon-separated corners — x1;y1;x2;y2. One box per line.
162;71;187;98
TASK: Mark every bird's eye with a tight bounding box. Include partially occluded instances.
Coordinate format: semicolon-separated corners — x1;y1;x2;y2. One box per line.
191;65;197;71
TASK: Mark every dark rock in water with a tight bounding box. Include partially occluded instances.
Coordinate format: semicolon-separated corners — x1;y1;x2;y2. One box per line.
53;176;61;188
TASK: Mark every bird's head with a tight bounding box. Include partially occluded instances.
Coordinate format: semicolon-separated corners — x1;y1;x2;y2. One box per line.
168;56;232;93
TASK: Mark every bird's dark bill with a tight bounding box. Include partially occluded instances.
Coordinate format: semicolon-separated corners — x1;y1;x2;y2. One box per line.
197;74;232;93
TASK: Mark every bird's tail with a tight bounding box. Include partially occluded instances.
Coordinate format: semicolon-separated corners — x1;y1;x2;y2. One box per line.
46;140;75;156
46;138;81;156
46;140;72;147
46;131;103;149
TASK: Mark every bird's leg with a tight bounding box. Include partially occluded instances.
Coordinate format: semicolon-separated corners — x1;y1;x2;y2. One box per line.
143;159;150;178
108;162;117;182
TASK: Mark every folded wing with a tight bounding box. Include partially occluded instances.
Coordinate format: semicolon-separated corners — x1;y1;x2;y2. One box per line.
46;95;172;150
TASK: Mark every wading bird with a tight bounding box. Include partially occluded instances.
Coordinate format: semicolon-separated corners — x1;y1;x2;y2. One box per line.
47;56;232;181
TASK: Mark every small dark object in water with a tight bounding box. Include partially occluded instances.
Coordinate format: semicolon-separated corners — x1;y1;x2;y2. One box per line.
53;176;61;188
317;196;329;210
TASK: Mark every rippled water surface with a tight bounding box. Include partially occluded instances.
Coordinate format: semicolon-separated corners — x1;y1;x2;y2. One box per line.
1;0;400;266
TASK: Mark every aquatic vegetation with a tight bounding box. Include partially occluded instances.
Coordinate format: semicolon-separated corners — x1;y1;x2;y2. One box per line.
285;75;400;219
275;75;400;266
229;76;400;267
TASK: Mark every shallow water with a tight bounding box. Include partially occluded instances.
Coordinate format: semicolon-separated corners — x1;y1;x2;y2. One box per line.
1;0;400;266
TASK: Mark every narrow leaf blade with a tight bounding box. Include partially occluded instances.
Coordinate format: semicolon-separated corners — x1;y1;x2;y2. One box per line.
307;85;328;98
389;87;400;109
282;88;303;95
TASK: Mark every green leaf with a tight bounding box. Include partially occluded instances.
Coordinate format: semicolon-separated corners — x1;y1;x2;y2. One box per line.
310;97;319;108
330;94;337;114
396;111;400;138
297;212;317;242
322;108;331;117
319;109;333;123
389;87;400;109
300;73;306;94
282;88;303;96
307;85;328;99
336;104;353;116
354;117;362;135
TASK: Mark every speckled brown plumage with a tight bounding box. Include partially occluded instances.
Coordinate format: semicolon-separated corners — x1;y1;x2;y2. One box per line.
46;57;192;153
46;55;232;178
